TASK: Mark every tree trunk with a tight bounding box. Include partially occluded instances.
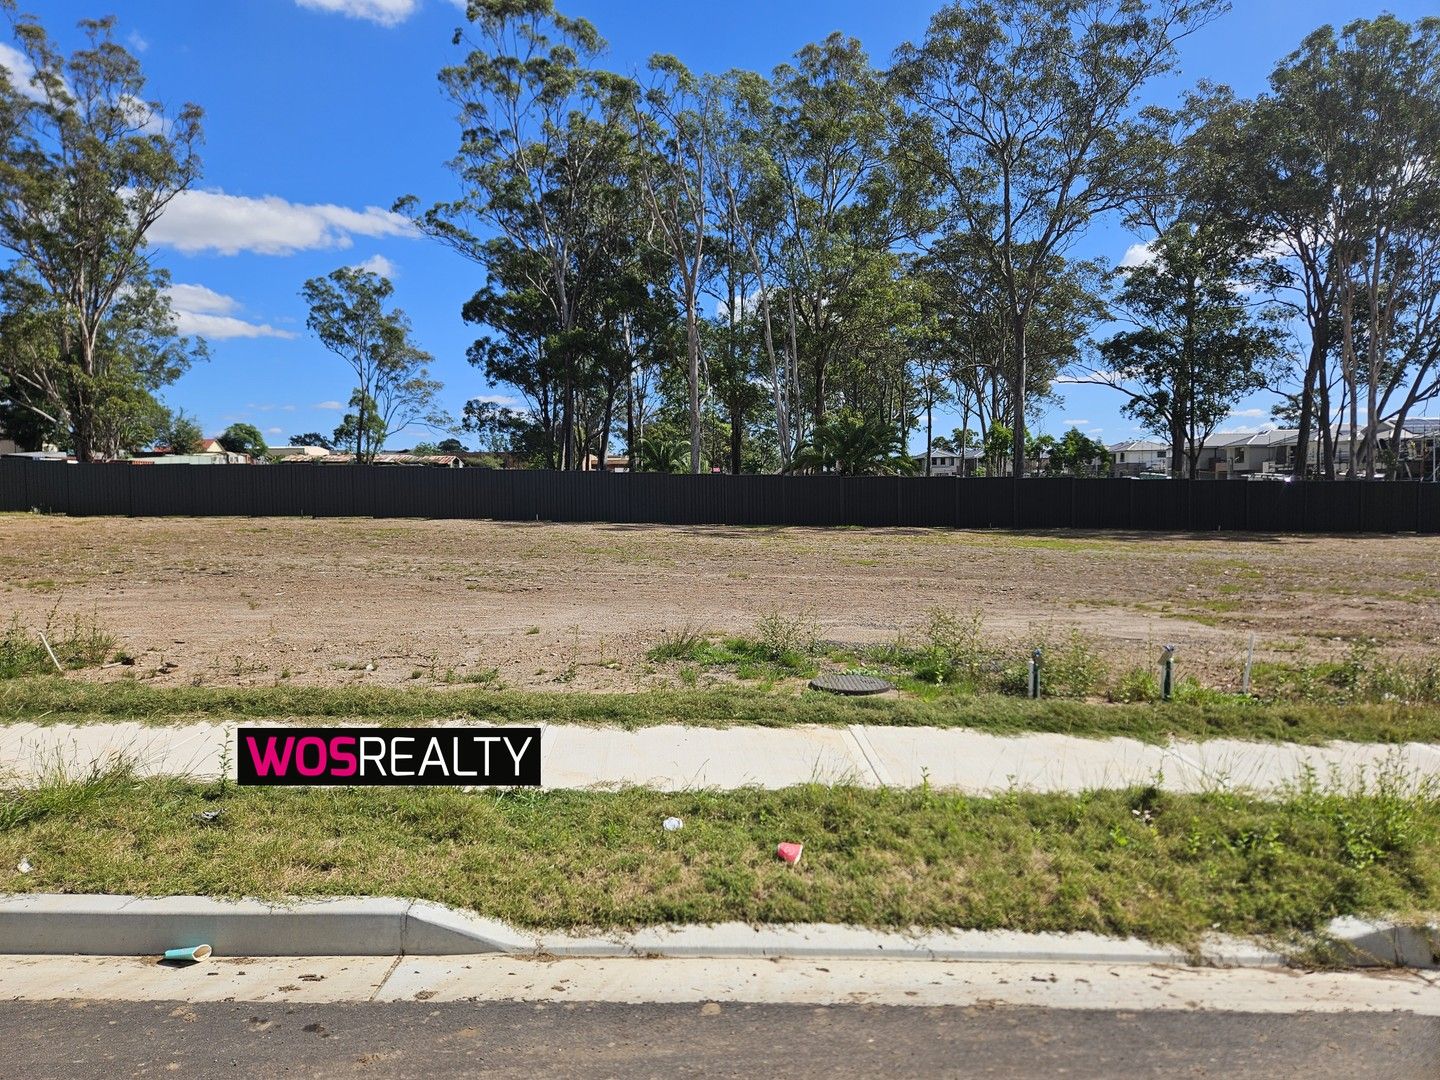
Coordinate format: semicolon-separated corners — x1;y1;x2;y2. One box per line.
1294;327;1325;479
1010;311;1027;481
687;303;701;474
925;398;933;477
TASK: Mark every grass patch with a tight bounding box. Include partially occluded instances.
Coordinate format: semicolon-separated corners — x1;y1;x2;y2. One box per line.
1250;640;1440;706
647;614;821;679
0;609;115;679
2;771;1437;945
2;679;1439;745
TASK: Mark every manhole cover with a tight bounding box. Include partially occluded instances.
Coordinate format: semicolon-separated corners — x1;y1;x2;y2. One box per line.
809;673;892;696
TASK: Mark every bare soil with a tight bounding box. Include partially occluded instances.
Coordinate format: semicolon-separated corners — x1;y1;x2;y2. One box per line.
1;515;1436;692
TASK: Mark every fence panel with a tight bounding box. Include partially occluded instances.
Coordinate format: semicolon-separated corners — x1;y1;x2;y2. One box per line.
0;459;25;511
898;476;956;527
1300;481;1361;534
1420;483;1440;534
842;476;899;527
953;478;1012;528
9;460;61;512
4;460;1439;533
1017;478;1070;529
62;462;129;516
1360;481;1412;534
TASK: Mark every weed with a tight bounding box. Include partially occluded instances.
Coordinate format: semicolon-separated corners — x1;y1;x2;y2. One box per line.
755;611;819;664
0;609;116;679
1109;667;1161;704
914;609;990;688
647;625;710;663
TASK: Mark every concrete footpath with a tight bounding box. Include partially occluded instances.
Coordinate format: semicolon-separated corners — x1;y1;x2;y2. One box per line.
1;720;1437;796
1;953;1437;1014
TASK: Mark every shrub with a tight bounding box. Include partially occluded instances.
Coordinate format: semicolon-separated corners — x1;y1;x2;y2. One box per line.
1107;667;1161;703
915;609;990;688
1000;628;1109;698
754;611;818;665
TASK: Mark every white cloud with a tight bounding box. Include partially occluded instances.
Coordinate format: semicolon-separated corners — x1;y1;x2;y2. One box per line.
353;253;397;278
169;283;237;316
1227;408;1268;419
1062;418;1091;427
127;31;149;53
118;93;168;136
0;43;44;102
295;0;421;26
168;283;297;340
151;189;417;256
1120;242;1157;269
315;401;345;410
265;427;284;436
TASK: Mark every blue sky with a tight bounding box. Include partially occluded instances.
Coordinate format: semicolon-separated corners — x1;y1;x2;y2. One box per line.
13;1;1438;450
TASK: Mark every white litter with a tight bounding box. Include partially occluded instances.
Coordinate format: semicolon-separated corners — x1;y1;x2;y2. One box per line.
662;817;683;832
17;858;32;874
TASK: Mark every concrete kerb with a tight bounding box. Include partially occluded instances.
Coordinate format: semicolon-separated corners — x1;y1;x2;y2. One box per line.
2;894;1433;969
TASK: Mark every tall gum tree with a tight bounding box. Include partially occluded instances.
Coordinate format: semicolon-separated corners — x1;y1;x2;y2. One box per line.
0;9;203;460
396;0;625;470
893;0;1227;479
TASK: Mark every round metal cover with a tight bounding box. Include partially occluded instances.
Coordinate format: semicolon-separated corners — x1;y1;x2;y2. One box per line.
809;673;892;696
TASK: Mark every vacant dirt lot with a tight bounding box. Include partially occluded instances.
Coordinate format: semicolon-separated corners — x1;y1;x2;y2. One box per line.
1;515;1436;692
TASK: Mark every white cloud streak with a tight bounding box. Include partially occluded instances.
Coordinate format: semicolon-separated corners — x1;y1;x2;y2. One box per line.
0;42;45;102
168;283;297;340
295;0;422;27
151;189;416;256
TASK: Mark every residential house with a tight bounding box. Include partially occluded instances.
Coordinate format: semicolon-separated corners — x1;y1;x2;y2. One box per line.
268;445;331;460
1107;439;1170;477
912;448;984;476
292;453;465;468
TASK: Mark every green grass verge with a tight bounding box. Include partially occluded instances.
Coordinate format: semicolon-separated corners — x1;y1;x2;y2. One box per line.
2;773;1436;945
3;678;1439;745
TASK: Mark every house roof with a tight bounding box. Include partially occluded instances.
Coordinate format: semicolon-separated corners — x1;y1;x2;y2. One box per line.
1107;439;1168;452
1207;429;1296;449
291;453;463;466
912;448;983;460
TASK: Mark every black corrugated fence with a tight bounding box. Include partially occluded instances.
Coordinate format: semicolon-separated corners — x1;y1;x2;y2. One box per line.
1;460;1437;533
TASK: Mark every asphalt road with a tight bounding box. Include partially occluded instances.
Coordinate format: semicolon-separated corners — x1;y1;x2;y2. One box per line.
4;1000;1438;1079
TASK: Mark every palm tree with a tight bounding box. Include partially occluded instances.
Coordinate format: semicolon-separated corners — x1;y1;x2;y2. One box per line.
637;435;693;473
785;410;918;476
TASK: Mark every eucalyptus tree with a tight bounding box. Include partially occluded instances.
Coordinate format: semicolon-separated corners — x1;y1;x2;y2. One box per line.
1310;17;1440;478
0;9;204;459
1094;222;1287;478
1219;16;1440;478
397;0;633;469
917;228;1100;455
893;0;1227;478
769;34;922;434
301;267;447;464
709;69;796;466
621;56;718;474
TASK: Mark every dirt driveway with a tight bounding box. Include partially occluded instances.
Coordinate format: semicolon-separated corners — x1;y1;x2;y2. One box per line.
1;515;1436;691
